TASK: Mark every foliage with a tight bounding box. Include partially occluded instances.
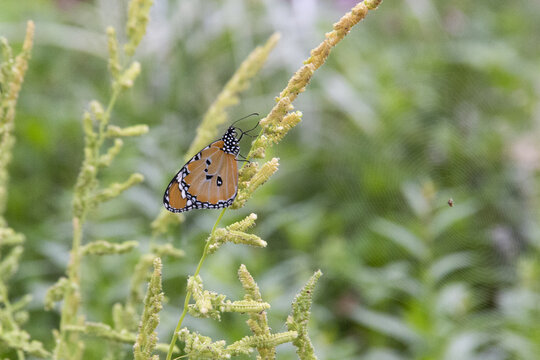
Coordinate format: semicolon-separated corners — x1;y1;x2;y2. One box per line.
1;0;540;359
0;20;49;359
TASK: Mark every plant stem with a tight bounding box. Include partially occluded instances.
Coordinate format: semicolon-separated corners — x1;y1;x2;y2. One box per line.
54;217;83;359
54;83;121;360
165;208;227;360
95;87;120;158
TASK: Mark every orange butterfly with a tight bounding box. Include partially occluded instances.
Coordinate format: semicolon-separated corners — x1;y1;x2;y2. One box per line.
163;126;243;213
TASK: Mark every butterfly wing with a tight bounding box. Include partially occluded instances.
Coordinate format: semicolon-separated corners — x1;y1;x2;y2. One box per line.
163;179;188;211
163;140;239;213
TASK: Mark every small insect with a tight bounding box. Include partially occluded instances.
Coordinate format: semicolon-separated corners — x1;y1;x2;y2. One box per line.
448;198;454;207
163;115;257;213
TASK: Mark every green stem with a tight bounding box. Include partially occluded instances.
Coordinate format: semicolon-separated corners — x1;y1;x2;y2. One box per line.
54;217;84;360
165;208;227;360
0;284;25;360
0;282;18;330
95;87;120;158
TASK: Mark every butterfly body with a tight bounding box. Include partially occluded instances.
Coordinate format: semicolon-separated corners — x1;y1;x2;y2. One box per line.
163;127;240;213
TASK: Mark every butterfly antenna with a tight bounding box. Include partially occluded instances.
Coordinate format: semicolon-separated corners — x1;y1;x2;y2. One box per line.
230;112;259;128
236;153;251;163
243;121;260;134
237;120;261;141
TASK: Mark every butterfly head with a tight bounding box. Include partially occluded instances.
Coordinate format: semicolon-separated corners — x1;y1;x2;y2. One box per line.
222;126;240;155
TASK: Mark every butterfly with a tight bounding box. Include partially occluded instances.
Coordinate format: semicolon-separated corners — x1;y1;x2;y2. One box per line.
163;116;261;213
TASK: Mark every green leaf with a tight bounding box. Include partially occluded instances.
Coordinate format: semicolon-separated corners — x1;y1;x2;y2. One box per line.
351;306;420;345
372;218;428;260
430;200;478;238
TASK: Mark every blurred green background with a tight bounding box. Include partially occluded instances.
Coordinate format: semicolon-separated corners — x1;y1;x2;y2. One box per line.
2;0;540;359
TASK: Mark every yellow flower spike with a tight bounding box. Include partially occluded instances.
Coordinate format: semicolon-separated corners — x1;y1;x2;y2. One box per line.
93;173;144;204
60;320;172;354
238;162;259;184
0;40;14;96
227;331;298;354
44;277;69;311
227;213;257;232
0;21;34;217
232;158;279;209
150;243;185;259
119;61;141;89
98;138;123;167
73;163;98;217
82;111;96;145
259;97;293;129
127;254;156;306
133;257;163;360
287;270;323;360
248;158;279;192
125;0;154;57
207;214;267;254
221;230;266;248
307;1;380;69
187;275;212;315
237;264;275;359
188;287;227;321
207;215;266;255
250;146;266;159
265;111;302;145
247;97;294;160
222;299;270;313
177;329;227;359
178;328;296;358
238;264;263;302
89;100;104;122
0;245;23;282
278;64;315;101
283;110;303;126
106;27;121;81
112;302;137;331
0;227;24;246
106;124;149;137
247;0;382;165
150;210;184;237
80;240;138;256
3;21;34;110
185;33;280;161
